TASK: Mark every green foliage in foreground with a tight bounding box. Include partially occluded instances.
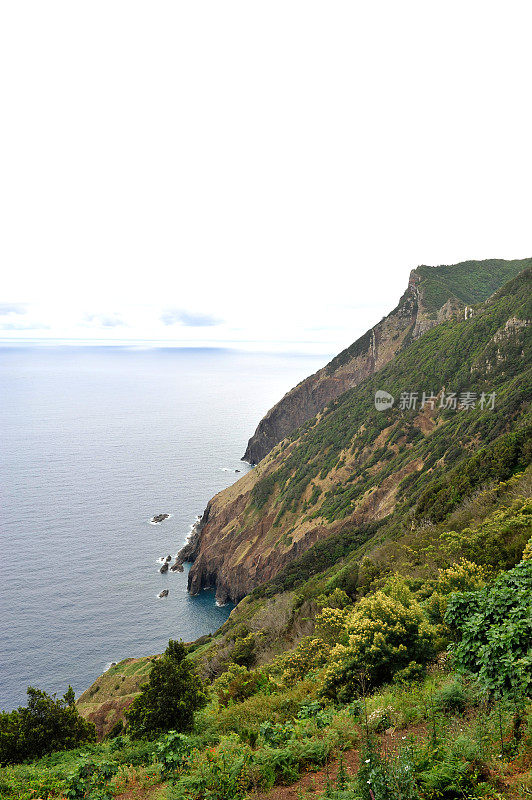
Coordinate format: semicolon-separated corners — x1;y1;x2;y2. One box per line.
126;639;207;739
0;686;95;766
446;557;532;698
65;757;118;800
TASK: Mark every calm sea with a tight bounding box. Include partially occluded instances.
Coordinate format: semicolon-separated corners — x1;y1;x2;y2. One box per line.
0;345;326;710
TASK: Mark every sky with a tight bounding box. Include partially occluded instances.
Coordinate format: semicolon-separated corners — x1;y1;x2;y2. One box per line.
0;2;530;354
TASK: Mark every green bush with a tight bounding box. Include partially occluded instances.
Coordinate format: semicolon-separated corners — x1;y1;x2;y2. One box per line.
0;687;96;765
126;640;206;739
445;558;532;697
259;720;294;747
175;734;253;800
434;681;468;714
231;633;257;667
65;758;118;800
213;664;269;707
155;730;192;775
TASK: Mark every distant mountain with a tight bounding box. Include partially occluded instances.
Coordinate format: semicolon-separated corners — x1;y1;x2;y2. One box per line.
243;258;531;465
181;262;531;603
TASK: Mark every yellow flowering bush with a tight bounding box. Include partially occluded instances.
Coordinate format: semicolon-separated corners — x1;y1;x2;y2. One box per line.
268;637;330;686
322;585;434;701
425;559;489;629
314;606;350;645
437;558;489;594
441;497;532;570
522;535;532;561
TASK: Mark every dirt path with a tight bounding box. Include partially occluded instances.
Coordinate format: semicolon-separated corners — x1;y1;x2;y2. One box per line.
251;724;428;800
114;785;165;800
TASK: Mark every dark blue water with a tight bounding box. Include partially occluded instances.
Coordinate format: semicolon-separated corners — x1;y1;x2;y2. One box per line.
0;346;327;710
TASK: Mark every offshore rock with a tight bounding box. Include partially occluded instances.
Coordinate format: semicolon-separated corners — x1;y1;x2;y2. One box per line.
151;513;170;523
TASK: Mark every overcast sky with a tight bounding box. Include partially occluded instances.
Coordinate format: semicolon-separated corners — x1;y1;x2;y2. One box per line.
0;2;530;353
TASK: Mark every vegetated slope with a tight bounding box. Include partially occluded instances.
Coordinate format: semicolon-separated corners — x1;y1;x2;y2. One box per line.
243;258;531;464
76;656;157;738
181;267;531;604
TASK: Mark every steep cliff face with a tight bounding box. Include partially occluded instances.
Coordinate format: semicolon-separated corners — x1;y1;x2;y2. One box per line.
179;263;531;604
243;258;530;464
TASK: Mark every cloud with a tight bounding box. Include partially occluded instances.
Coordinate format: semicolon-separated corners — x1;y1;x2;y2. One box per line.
83;313;126;328
0;303;49;329
160;309;222;327
0;320;50;330
0;303;27;315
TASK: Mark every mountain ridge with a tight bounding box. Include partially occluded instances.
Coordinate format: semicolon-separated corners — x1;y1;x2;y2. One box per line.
243;257;531;465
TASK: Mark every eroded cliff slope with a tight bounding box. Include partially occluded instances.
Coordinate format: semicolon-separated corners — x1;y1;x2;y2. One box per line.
180;264;531;604
243;258;530;464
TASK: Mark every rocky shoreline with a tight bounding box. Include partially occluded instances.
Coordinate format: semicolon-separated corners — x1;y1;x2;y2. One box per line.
176;507;210;566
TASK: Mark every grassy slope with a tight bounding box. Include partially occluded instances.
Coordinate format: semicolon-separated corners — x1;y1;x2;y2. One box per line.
77;656;156;738
2;470;530;799
326;257;531;374
252;266;531;522
2;266;531;799
415;257;532;311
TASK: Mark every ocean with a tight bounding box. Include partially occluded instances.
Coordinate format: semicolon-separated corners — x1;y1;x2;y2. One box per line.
0;345;327;711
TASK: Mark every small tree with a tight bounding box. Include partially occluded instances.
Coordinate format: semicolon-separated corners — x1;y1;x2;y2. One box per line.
126;640;206;739
0;686;96;765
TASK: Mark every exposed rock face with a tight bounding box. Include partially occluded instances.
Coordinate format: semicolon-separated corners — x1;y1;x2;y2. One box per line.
179;444;423;604
180;259;530;604
243;269;462;464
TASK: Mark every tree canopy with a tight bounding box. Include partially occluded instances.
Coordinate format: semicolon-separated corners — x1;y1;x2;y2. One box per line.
126;640;206;739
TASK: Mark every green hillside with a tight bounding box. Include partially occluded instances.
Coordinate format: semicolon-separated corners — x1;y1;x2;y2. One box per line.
1;265;530;800
251;267;531;529
415;257;531;311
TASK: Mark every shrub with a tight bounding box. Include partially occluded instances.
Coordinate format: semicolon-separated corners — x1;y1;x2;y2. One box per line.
200;681;316;738
231;633;257;667
445;558;532;697
213;665;269;707
322;584;434;701
259;720;294;747
314;606;349;645
393;661;426;686
155;730;192;775
272;637;330;685
126;640;206;739
434;681;468;714
441;498;532;571
0;687;96;765
65;758;118;800
297;701;331;729
176;735;253;800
